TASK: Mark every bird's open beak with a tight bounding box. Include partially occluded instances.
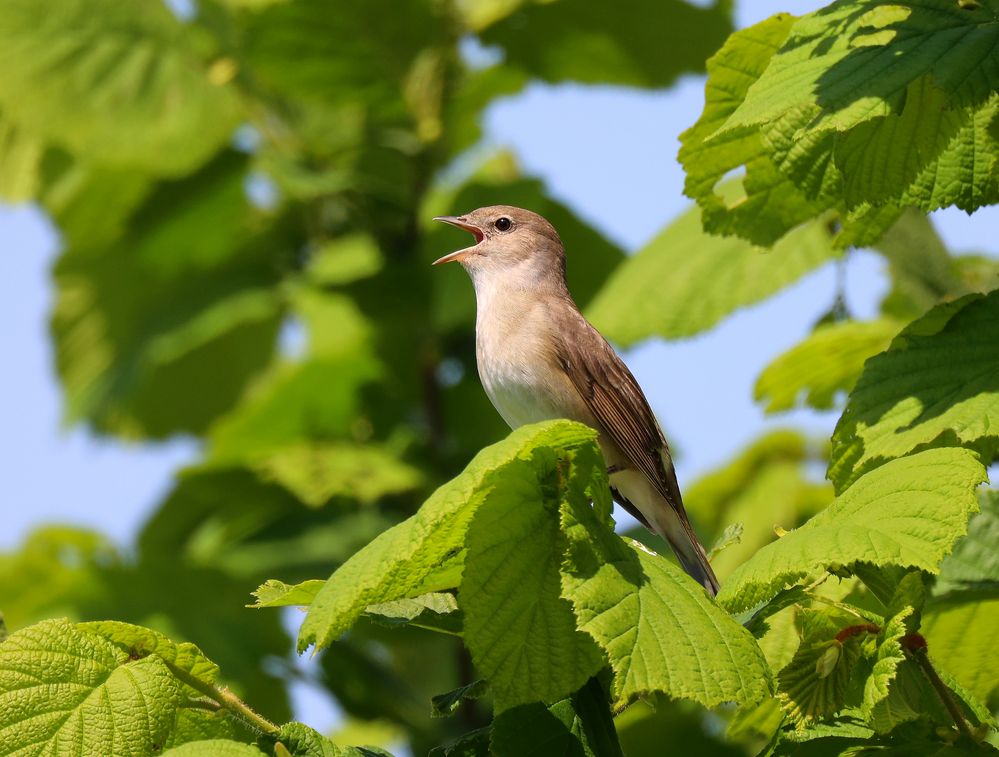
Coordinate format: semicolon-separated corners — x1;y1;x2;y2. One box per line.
432;216;484;265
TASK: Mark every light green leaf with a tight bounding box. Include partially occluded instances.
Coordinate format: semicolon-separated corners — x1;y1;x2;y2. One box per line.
755;319;901;413
922;593;999;706
718;448;986;613
829;291;999;491
431;679;488;719
298;421;600;653
678;13;829;246
0;619;183;755
586;203;839;345
936;490;999;593
249;441;424;507
0;0;239;175
161;741;268;757
307;234;384;286
270;722;388;757
776;607;867;724
364;593;462;636
722;1;999;134
872;209;967;322
0;109;42;202
714;2;999;218
52;152;288;438
861;608;912;731
478;0;731;88
250;579;326;609
460;444;604;710
561;494;771;709
490;677;623;757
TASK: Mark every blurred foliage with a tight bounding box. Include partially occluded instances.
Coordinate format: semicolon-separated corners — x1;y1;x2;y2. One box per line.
2;0;999;754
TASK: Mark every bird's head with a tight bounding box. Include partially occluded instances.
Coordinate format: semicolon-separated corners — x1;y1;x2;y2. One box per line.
432;205;565;285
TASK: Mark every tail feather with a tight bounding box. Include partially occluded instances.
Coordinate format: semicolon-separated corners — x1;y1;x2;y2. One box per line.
611;473;720;596
667;530;720;597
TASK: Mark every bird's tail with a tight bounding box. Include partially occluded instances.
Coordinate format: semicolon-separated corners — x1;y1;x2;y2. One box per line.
666;527;720;597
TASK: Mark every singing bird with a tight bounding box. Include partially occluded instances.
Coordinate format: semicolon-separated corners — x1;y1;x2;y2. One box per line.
433;205;719;595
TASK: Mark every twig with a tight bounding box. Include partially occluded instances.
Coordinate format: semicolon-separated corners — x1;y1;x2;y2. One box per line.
902;634;974;741
162;659;280;737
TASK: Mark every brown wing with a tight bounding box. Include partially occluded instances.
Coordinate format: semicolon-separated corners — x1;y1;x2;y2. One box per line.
554;309;687;517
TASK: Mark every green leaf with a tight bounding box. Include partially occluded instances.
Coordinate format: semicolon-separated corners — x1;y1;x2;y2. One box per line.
936;490;999;593
460;444;604;710
678;13;829;246
428;727;491;757
269;722;390;757
0;0;239;175
477;0;731;88
0;109;42;202
431;680;489;719
586;203;839;345
250;579;326;609
922;593;999;706
722;2;999;133
490;677;624;757
298;421;600;653
718;448;986;613
715;2;999;218
828;291;999;491
364;593;462;636
560;493;772;709
872;209;967;322
52;152;289;438
248;441;424;507
861;608;912;731
776;607;867;724
0;619;184;755
755;319;901;413
161;741;268;757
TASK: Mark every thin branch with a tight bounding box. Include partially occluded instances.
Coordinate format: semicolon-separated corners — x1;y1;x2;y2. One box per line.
162;659;280;737
902;635;974;741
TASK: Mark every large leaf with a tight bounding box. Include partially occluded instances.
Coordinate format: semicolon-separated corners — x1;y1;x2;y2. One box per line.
678;13;829;246
755;319;900;413
717;2;999;217
0;619;184;755
922;591;999;706
561;487;772;709
828;291;999;491
490;677;624;757
718;448;986;613
297;421;599;652
477;0;731;88
460;444;604;710
0;0;239;175
586;203;838;345
935;490;999;593
51;152;292;438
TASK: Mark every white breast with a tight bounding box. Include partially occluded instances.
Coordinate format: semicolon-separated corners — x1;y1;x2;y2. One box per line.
472;279;563;430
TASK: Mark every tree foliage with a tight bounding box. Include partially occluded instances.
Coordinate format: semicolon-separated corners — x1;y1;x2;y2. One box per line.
2;0;998;755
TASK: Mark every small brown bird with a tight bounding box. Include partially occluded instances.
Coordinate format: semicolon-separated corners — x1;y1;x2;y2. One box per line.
433;205;719;595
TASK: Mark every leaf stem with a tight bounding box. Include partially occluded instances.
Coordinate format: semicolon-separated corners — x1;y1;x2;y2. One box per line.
902;636;974;741
162;659;280;737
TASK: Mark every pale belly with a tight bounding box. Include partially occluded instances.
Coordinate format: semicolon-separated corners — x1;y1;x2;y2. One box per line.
478;352;565;429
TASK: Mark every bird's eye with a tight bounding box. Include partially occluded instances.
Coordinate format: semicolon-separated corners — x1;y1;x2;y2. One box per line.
494;217;512;232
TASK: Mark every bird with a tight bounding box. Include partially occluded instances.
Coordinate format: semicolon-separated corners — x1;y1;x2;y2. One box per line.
433;205;720;596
